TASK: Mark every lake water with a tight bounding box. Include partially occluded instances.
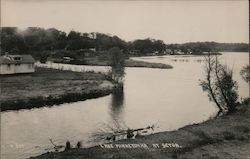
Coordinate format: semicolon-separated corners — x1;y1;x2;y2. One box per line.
1;52;248;159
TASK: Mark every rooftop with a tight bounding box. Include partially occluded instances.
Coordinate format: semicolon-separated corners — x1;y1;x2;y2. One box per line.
0;55;35;64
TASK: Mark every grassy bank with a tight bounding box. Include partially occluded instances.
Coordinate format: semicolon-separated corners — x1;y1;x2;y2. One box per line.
0;67;114;111
31;105;250;159
125;59;173;69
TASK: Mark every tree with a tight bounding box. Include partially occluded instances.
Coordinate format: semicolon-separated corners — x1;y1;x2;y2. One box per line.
240;65;250;83
66;30;83;50
200;54;238;114
132;38;155;54
1;27;27;53
152;40;166;53
109;47;125;86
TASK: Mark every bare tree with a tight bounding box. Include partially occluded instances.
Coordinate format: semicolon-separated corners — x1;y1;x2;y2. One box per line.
200;54;238;114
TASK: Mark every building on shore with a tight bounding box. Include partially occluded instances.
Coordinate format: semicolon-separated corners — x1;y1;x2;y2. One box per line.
0;54;35;75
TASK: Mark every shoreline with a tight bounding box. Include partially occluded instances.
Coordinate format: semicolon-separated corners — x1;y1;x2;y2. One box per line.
31;105;250;159
128;52;223;57
52;59;173;69
0;68;115;112
125;59;173;69
0;58;172;112
0;87;114;112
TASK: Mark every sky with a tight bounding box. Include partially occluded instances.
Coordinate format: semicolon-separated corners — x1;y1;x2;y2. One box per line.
1;0;249;43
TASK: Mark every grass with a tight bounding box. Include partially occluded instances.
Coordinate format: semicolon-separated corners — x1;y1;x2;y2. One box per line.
0;67;114;111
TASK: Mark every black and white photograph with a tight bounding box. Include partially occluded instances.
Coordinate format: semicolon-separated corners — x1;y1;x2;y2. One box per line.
0;0;249;159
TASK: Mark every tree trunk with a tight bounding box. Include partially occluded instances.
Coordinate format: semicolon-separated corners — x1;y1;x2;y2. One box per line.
206;54;224;113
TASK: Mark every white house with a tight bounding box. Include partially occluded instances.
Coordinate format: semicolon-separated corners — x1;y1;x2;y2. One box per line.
0;55;35;75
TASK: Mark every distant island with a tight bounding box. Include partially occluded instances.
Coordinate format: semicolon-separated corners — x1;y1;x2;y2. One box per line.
1;27;249;63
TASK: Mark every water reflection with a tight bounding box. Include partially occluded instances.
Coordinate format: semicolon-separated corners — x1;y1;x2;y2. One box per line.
109;88;125;130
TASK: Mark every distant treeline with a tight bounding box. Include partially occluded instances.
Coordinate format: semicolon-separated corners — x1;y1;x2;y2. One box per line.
167;42;249;53
1;27;249;57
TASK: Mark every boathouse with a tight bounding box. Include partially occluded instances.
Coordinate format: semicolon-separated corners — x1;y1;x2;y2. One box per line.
0;54;35;75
